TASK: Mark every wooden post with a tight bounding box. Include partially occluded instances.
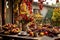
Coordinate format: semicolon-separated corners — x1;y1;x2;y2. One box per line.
2;0;6;25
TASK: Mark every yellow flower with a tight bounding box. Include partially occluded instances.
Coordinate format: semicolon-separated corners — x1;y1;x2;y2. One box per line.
20;2;27;14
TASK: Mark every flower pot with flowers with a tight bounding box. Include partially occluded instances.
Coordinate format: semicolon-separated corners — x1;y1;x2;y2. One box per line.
17;13;34;31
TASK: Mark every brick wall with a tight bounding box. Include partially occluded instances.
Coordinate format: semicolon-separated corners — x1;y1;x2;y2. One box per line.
0;0;2;25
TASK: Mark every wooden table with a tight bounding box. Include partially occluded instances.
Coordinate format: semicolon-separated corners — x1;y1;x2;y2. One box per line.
0;34;60;40
0;34;40;40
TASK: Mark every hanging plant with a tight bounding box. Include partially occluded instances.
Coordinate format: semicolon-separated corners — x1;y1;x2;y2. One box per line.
26;0;33;14
38;0;46;10
56;0;59;3
23;0;27;3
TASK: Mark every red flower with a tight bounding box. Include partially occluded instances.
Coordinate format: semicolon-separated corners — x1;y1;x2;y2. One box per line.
39;4;43;10
20;14;26;19
29;23;35;28
30;17;34;22
38;0;45;10
24;15;28;21
27;2;31;6
23;0;27;3
20;14;29;22
30;11;32;14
